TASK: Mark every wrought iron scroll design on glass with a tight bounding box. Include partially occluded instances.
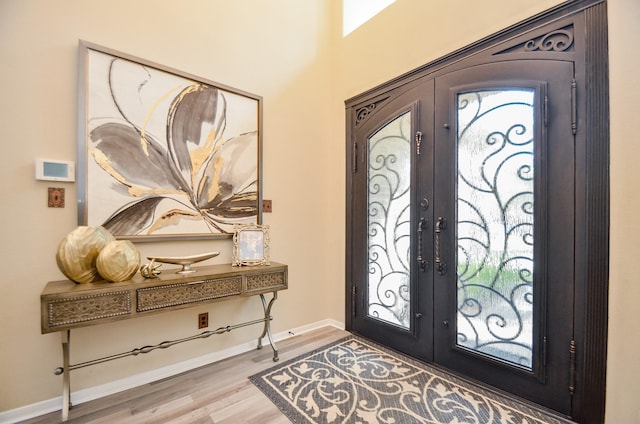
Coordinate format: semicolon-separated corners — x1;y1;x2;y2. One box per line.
455;89;536;369
367;112;412;330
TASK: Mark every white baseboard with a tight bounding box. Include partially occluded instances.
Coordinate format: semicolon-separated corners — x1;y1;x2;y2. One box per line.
0;319;344;424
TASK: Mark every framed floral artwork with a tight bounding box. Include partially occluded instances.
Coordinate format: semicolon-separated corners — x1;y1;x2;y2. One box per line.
77;41;262;241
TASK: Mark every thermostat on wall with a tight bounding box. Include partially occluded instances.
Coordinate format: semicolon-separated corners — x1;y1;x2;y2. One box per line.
35;159;75;182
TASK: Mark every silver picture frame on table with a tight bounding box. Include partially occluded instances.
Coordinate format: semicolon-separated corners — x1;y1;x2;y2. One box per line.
232;224;270;266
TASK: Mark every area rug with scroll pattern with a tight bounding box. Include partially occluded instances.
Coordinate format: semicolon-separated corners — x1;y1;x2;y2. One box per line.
249;336;574;424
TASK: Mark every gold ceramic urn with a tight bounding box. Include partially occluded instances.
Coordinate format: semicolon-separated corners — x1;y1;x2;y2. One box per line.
96;240;141;282
55;226;115;283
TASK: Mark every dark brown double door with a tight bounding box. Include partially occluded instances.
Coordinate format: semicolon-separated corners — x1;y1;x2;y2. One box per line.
348;60;575;415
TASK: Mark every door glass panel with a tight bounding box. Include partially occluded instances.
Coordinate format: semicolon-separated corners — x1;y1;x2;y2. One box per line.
456;89;535;369
367;111;411;329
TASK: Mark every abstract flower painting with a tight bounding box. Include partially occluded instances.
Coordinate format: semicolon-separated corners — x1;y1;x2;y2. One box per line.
78;42;261;240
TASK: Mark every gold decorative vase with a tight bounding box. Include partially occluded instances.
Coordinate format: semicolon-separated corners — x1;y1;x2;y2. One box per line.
96;240;141;282
55;226;115;283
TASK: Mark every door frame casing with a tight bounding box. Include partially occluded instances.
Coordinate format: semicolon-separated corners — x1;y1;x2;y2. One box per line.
345;1;609;422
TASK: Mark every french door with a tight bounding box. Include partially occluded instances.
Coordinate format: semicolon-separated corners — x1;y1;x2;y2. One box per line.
348;60;575;414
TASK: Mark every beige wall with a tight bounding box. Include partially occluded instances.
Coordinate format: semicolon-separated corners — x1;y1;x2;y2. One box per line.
0;0;637;422
604;0;640;422
0;0;341;413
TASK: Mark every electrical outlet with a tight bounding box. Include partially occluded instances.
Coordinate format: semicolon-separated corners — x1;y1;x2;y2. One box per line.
262;199;272;213
48;187;65;208
198;312;208;329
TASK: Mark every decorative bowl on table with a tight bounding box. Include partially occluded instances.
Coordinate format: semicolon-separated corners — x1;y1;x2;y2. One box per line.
146;251;220;274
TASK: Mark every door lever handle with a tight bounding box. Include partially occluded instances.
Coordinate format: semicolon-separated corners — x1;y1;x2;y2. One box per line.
435;217;448;275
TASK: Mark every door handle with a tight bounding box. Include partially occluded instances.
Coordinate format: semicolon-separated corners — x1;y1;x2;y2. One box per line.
417;217;429;272
435;217;447;275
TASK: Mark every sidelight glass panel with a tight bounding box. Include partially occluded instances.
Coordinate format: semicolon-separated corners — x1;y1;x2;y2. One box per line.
367;112;411;329
456;89;535;369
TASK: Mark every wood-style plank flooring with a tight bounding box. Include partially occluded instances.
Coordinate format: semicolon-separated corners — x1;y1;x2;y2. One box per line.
21;326;349;424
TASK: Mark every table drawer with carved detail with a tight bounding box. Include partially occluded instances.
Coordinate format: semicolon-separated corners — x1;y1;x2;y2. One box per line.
45;291;131;330
137;277;243;312
244;270;287;294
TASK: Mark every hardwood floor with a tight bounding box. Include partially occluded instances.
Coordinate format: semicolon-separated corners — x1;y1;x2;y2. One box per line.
21;326;349;424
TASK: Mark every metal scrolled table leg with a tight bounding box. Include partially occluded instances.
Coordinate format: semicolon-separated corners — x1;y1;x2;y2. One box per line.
61;330;71;421
257;292;279;361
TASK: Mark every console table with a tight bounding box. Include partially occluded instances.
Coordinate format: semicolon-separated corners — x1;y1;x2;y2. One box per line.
40;262;287;421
